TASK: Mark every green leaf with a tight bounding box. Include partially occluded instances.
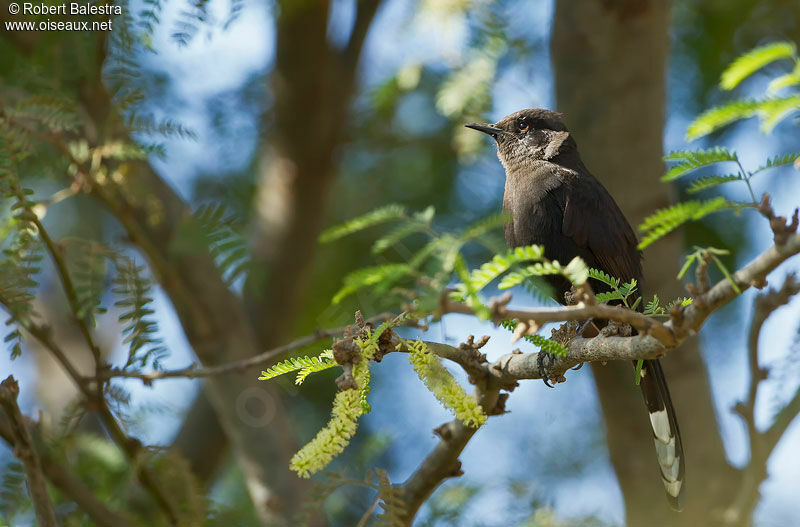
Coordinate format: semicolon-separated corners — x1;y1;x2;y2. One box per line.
753;152;800;174
331;264;412;304
686;100;762;140
767;61;800;93
644;295;662;316
720;41;797;90
618;279;638;298
319;204;406;243
758;94;800;133
371;220;428;255
562;256;589;286
638;198;734;249
295;350;337;385
499;320;568;357
666;297;693;310
587;268;619;288
458;213;509;242
259;353;336;382
463;245;545;293
596;291;624;303
686;174;741;194
497;261;564;290
194;203;250;285
111;257;167;369
661;147;739;181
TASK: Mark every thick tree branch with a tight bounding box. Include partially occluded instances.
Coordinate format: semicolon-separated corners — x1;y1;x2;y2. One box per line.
0;376;57;527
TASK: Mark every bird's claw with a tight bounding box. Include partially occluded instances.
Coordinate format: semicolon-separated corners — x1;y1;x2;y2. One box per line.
537;351;556;388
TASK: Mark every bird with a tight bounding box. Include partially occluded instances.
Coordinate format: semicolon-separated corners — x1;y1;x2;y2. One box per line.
466;108;685;511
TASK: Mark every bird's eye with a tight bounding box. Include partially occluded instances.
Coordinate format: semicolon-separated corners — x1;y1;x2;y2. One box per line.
517;118;530;132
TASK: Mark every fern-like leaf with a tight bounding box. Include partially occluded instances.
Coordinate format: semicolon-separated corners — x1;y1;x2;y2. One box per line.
768;61;800;93
11;95;80;133
374;469;406;527
754;152;800;173
194;202;251;285
666;297;693;310
720;41;797;90
587;268;619;288
500;320;568;357
371;207;434;254
458;212;509;242
68;242;109;326
0;180;43;359
319;204;406;243
497;261;564;290
331;264;412;304
686;174;741;194
644;295;662;316
0;461;30;520
463;245;545;292
260;351;338;384
638;198;734;249
661;147;739;181
111;257;167;370
686;99;762;140
758;94;800;133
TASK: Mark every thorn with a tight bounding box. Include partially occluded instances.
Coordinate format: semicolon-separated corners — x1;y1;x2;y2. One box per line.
434;424;452;441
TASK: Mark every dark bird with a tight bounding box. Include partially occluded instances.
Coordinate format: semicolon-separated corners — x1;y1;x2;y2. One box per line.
466;108;685;510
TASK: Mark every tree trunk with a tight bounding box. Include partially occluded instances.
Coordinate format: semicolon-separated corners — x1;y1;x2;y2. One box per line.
552;1;739;524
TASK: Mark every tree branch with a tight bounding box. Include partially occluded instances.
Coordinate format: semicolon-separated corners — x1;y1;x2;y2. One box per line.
391;208;800;525
0;296;179;523
344;0;382;68
0;376;57;527
0;412;133;527
724;274;800;525
396;377;501;523
91;313;394;384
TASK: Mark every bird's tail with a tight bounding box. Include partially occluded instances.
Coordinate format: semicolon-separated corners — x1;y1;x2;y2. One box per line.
638;359;685;511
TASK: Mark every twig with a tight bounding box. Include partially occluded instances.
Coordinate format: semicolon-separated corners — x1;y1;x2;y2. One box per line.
724;274;800;525
442;297;678;346
357;493;381;527
90;313;396;384
0;376;57;527
0;412;133;527
0;303;179;523
344;0;382;68
397;378;501;523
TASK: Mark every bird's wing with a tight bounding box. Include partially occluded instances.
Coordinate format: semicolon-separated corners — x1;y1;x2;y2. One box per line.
559;171;643;283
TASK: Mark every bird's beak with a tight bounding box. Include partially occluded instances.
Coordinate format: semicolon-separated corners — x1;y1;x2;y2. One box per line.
465;123;503;138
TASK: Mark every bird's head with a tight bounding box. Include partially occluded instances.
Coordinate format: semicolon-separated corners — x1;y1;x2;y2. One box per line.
465;108;574;170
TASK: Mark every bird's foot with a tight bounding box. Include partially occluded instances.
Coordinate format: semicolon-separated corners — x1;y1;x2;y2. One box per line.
600;320;632;337
536;351;565;387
